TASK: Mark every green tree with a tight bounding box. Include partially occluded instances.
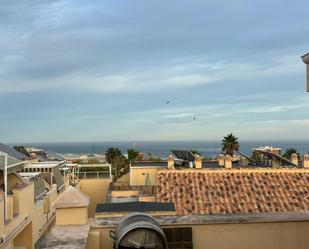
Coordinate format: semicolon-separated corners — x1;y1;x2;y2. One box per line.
252;151;262;163
221;133;239;156
105;147;122;164
105;147;128;178
127;148;139;163
283;147;299;159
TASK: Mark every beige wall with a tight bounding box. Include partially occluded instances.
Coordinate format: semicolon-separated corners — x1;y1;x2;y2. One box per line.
13;222;33;249
79;179;112;217
0;173;24;193
111;190;139;197
92;220;309;249
13;183;34;216
32;201;47;243
183;221;309;249
55;207;88;225
0;183;60;249
0;199;4;236
3;184;34;237
130;167;159;186
86;230;100;249
138;196;156;202
92;227;114;249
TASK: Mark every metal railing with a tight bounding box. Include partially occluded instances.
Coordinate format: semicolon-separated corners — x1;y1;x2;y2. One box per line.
77;171;111;179
109;182;156;195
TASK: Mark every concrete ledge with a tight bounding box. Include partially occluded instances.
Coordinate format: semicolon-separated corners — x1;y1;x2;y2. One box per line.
94;212;309;228
38;224;90;249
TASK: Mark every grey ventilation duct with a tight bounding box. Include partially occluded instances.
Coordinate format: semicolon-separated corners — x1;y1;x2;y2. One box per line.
111;213;168;249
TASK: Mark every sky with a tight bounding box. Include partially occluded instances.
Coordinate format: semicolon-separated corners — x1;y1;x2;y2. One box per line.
1;0;309;143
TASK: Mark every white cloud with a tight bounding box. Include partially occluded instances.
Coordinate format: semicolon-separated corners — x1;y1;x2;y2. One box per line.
162;113;193;118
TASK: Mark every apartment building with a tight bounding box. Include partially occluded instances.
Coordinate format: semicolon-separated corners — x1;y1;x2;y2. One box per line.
3;143;309;249
0;158;59;249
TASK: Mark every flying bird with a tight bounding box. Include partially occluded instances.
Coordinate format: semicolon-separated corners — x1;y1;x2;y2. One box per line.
166;101;170;104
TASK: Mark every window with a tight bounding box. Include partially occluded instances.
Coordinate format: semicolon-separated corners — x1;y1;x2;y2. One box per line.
163;227;193;249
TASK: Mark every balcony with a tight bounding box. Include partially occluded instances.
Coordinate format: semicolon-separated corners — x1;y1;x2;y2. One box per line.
108;182;156;203
77;171;111;179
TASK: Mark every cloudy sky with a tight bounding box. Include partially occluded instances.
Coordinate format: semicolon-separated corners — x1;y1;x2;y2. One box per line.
1;0;309;143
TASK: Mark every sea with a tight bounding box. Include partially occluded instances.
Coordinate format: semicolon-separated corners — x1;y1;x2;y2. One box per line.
11;141;309;158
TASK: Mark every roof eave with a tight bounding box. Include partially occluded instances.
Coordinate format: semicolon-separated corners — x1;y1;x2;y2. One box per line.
301;53;309;64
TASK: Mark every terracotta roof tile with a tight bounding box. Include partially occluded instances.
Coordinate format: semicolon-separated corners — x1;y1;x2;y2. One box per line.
156;170;309;215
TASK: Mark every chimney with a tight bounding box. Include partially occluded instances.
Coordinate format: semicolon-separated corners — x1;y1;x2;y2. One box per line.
224;155;232;169
291;153;298;166
272;158;280;168
218;154;225;167
167;154;174;169
53;186;90;225
303;154;309;168
301;53;309;92
195;155;202;169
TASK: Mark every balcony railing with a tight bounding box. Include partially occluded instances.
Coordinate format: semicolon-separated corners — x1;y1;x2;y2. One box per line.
109;183;156;195
77;171;111;179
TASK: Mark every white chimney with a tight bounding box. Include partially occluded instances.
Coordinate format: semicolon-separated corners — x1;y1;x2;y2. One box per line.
291;153;298;166
225;155;232;169
167;154;174;169
219;154;225;167
303;154;309;168
195;155;202;169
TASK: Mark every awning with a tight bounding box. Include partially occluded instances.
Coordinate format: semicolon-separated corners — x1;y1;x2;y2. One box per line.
52;166;65;191
0;156;25;174
34;176;48;200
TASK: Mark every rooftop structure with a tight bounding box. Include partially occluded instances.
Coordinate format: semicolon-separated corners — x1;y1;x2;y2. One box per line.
24;161;66;169
253;146;299;167
18;172;50;201
96;202;175;216
157;168;309;215
0;155;26;173
0;142;66;249
54;185;90;209
3;141;309;249
0;143;28;161
22;161;65;192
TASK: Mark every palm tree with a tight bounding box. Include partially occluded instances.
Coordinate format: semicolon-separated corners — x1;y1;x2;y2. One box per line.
105;147;122;164
105;147;127;178
221;133;239;156
283;147;299;159
127;148;139;163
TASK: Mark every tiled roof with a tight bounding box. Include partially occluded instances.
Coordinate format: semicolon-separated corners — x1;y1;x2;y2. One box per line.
157;169;309;215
